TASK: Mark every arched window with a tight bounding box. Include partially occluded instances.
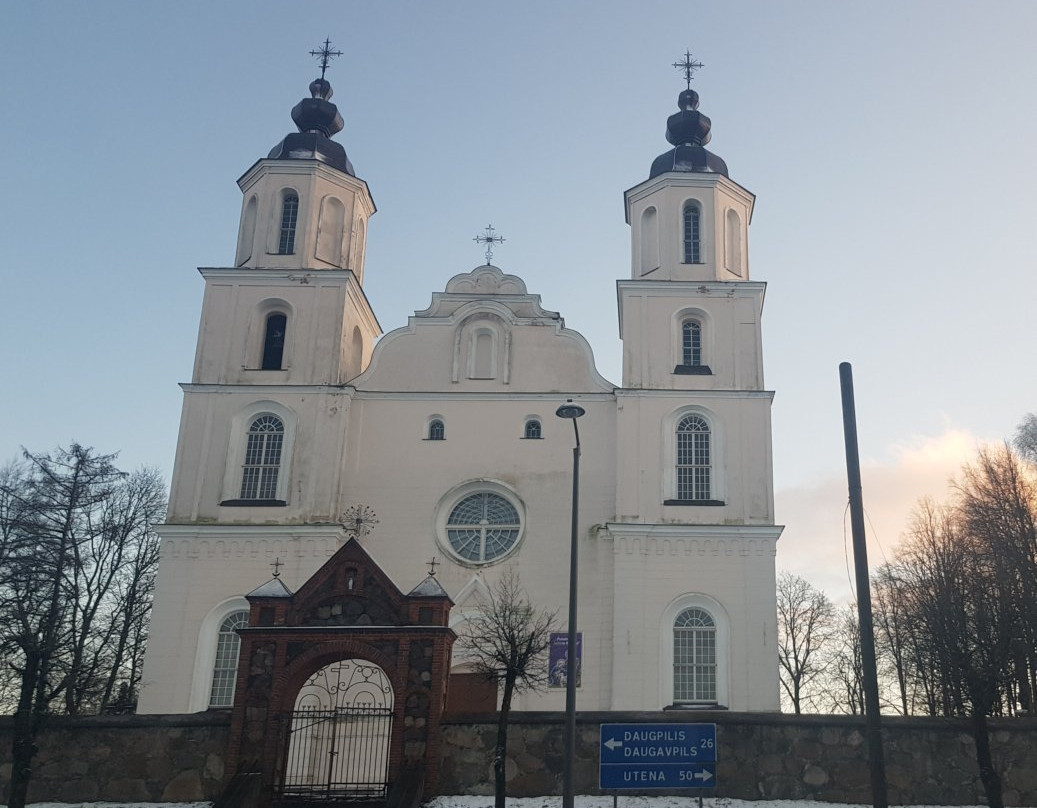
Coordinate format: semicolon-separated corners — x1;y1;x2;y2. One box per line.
676;414;711;501
673;607;717;703
277;192;299;255
240;415;284;499
261;313;287;370
683;202;701;264
523;419;542;439
209;610;249;707
428;419;445;441
682;320;702;367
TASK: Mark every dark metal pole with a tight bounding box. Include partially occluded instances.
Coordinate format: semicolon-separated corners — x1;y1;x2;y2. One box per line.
562;423;581;808
838;362;888;808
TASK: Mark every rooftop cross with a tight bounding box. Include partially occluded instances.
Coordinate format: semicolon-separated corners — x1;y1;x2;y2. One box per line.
673;49;705;89
427;556;440;577
271;557;283;578
309;37;343;81
474;225;505;264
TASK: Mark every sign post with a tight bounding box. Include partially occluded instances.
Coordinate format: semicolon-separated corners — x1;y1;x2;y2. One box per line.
599;723;716;791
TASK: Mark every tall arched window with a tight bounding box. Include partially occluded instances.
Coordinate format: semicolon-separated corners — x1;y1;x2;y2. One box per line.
209;610;249;707
428;419;445;441
682;320;702;367
261;313;287;370
278;192;299;255
673;607;717;703
683;202;701;264
523;419;542;439
240;415;284;499
676;414;711;501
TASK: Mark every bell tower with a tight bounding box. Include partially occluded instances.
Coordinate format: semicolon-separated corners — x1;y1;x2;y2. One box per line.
610;54;781;710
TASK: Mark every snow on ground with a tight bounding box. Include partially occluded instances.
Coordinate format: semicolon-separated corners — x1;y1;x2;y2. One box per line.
2;799;1018;808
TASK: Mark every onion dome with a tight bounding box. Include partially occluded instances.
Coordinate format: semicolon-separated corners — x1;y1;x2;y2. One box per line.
268;78;354;176
649;88;728;179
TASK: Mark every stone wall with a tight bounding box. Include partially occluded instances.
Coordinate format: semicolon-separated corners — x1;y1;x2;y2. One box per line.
439;711;1037;806
0;712;230;804
2;710;1037;805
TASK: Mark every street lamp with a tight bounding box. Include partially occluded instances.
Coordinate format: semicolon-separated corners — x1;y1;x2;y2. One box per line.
555;398;585;808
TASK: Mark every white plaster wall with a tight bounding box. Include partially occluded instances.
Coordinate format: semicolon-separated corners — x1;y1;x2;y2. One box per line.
625;174;754;283
618;280;766;390
607;527;780;712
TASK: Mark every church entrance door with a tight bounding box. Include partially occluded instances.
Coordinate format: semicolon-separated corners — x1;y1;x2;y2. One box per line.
279;659;394;801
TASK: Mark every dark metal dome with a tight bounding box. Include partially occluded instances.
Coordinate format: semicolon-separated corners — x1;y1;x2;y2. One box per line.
267;78;354;175
649;88;728;178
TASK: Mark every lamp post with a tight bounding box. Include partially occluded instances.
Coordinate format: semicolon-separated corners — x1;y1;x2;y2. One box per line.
555;398;585;808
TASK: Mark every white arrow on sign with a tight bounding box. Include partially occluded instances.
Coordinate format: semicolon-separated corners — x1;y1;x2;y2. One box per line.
695;770;713;783
604;738;623;751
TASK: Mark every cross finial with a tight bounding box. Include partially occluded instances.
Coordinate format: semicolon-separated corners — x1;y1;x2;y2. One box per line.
271;557;283;578
309;37;343;81
427;556;439;577
673;49;705;90
474;225;505;265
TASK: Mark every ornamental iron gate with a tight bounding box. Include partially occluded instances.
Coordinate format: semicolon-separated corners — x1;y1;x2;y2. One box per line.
278;660;394;801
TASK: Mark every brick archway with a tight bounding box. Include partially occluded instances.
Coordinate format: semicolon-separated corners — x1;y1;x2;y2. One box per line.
226;539;454;805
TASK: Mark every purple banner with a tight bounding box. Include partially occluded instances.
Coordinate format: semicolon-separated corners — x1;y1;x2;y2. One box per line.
548;632;582;688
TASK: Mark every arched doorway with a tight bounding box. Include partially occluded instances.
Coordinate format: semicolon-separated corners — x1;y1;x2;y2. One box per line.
281;659;394;801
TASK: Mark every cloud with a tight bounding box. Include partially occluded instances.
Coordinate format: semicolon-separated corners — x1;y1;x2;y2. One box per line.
775;428;984;602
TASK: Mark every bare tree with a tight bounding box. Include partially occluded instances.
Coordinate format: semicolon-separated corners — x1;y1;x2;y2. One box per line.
776;571;836;713
895;498;1012;808
0;446;164;808
461;570;556;808
1013;412;1037;464
824;606;866;715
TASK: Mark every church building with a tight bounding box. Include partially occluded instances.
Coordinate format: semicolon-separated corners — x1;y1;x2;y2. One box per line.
138;54;782;718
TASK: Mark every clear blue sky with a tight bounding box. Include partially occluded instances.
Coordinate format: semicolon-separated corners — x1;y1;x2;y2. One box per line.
4;1;1036;594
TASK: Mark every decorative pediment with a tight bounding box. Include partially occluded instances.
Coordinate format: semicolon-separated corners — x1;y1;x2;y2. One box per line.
445;265;527;295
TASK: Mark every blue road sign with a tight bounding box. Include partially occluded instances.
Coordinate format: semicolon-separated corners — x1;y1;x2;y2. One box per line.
599;723;717;790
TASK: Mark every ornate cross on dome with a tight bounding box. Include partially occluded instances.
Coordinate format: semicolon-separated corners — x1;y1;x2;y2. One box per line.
474;225;505;264
427;556;439;577
310;37;343;81
271;557;283;578
673;50;705;89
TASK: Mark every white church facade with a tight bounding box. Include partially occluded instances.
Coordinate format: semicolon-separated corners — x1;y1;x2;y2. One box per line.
138;62;783;716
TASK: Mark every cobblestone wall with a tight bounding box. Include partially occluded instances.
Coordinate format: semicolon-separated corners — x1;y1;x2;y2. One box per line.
0;712;230;804
439;711;1037;806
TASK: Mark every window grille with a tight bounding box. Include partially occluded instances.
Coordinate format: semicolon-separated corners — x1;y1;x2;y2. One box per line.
428;420;445;441
682;320;702;366
278;193;299;255
240;415;284;499
262;313;287;370
446;492;520;563
673;607;717;703
676;414;711;500
683;203;701;263
524;419;542;439
209;611;249;707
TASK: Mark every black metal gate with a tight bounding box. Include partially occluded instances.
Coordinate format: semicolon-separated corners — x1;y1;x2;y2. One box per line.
278;661;394;801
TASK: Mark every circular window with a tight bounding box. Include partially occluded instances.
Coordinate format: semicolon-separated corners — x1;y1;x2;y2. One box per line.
445;492;522;563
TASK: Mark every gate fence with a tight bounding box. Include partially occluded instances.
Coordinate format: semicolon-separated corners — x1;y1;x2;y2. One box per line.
278;705;394;800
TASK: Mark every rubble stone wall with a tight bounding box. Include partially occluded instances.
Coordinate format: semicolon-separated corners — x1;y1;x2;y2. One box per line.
2;710;1037;805
440;711;1037;806
0;712;230;804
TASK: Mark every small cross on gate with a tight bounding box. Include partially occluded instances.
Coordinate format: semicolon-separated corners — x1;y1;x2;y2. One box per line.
271;557;283;578
427;556;439;577
309;37;343;81
673;49;705;89
474;225;505;265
